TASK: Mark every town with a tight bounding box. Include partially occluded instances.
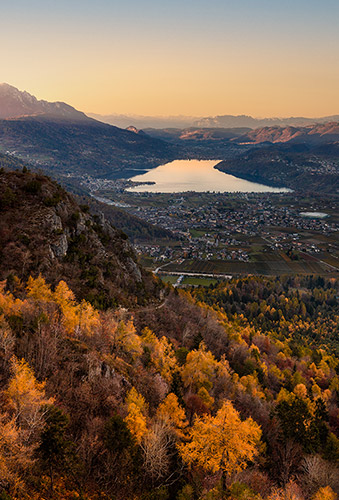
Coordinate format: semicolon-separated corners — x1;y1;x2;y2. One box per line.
86;179;339;284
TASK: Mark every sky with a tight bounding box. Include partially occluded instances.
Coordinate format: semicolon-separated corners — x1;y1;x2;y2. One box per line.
1;0;339;117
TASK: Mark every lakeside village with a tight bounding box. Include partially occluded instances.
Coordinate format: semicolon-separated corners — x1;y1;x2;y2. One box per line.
80;174;339;269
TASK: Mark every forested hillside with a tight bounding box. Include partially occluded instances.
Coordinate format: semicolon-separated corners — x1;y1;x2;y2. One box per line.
215;144;339;194
192;276;339;354
0;116;176;180
0;275;338;500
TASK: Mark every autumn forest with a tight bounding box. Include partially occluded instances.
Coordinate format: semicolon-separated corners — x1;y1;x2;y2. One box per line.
0;266;338;500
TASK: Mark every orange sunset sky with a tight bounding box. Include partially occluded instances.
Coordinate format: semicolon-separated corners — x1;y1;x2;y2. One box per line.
1;0;338;117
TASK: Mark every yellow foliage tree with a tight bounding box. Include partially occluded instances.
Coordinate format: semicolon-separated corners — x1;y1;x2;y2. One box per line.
75;299;100;335
114;320;143;360
239;374;265;399
156;393;188;439
26;275;53;302
293;383;307;399
0;415;33;493
124;387;148;444
6;357;53;438
54;280;99;335
0;282;25;317
142;328;177;384
178;400;261;489
181;342;228;392
53;280;75;309
313;486;337;500
197;387;215;409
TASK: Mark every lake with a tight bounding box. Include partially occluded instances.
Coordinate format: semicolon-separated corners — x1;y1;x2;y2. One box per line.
126;159;290;193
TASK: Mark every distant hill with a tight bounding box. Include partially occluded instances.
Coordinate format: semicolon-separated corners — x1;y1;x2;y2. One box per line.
144;127;251;141
0;161;163;308
0;83;89;121
233;122;339;145
216;143;339;194
0;117;176;180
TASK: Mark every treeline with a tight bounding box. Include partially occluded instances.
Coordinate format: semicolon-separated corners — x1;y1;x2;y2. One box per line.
192;275;339;354
0;275;338;499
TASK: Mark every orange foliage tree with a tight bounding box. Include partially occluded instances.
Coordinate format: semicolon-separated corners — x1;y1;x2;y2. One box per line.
178;400;262;490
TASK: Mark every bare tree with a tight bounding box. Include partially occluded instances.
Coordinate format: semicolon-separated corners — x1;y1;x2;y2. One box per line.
141;420;173;483
301;455;339;496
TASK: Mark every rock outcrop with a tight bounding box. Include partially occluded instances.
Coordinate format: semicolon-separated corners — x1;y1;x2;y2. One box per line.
0;166;162;308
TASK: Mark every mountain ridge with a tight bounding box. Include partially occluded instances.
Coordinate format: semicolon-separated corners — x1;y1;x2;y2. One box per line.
0;85;177;182
0;83;90;121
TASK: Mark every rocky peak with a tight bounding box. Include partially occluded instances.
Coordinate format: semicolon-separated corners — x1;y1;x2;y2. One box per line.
0;83;89;121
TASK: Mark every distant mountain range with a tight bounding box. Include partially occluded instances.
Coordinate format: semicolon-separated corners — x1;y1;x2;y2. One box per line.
193;114;339;129
88;113;198;129
90;111;339;130
144;122;339;147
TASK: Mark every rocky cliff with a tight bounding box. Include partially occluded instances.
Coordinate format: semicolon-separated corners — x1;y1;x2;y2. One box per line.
0;165;162;308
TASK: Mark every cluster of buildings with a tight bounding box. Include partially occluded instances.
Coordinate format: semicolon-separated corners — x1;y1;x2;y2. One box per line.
127;195;337;240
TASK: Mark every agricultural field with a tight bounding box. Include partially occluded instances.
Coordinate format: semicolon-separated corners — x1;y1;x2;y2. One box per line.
164;255;337;277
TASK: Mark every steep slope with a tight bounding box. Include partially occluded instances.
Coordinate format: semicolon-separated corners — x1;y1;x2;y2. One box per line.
0;116;177;180
0;83;89;121
0;165;163;308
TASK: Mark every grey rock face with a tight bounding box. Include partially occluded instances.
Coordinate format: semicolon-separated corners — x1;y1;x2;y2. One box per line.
45;212;63;231
51;233;68;258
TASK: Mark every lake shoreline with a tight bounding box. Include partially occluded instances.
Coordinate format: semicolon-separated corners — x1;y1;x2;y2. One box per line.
126;159;291;194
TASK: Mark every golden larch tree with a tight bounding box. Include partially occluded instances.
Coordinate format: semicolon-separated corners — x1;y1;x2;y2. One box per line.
6;357;53;437
156;392;188;439
141;328;177;384
124;387;148;444
178;400;261;489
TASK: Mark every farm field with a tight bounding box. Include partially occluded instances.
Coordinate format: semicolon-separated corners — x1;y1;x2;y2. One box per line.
164;256;338;277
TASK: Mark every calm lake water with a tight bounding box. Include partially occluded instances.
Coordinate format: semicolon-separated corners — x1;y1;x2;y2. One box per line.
126;160;290;193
